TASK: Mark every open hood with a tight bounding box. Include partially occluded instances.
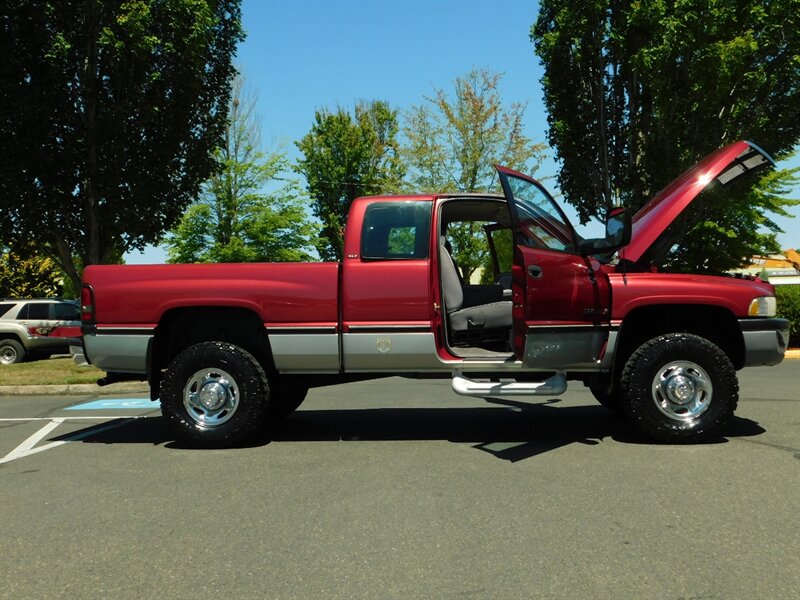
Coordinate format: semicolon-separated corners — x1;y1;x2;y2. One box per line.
623;140;775;264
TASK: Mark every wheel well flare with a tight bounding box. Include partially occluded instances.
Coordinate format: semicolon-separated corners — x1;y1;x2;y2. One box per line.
617;305;744;370
152;307;272;375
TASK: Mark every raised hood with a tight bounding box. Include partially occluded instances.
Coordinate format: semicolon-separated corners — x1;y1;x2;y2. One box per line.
623;140;775;264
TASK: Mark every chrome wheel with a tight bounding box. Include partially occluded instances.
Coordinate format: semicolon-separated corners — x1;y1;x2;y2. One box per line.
651;360;712;422
622;333;738;443
161;342;269;448
183;368;240;428
0;343;20;365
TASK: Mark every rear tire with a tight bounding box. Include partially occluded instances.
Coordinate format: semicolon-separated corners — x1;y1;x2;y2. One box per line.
0;339;25;365
620;333;738;443
160;342;269;448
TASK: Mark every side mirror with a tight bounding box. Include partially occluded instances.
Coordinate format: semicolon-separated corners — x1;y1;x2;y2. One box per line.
604;206;631;247
579;207;631;256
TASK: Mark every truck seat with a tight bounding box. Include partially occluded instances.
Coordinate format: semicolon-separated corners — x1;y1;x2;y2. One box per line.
440;237;512;332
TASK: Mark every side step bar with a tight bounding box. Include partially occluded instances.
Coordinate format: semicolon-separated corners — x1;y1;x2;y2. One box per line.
451;371;567;397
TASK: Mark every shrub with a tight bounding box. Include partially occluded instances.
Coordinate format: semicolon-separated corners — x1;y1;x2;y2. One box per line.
776;285;800;347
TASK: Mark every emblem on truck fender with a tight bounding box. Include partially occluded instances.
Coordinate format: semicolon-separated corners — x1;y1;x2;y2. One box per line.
376;337;391;353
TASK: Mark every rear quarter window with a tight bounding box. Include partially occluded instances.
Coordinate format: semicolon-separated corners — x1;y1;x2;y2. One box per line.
54;303;80;321
361;201;432;260
0;303;15;318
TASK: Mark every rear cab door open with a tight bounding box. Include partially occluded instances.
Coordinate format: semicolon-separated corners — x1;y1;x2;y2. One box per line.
496;166;610;370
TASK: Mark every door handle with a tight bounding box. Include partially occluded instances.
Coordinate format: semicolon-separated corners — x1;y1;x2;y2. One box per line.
527;265;543;279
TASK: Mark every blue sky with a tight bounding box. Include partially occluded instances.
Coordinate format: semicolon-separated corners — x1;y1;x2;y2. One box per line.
126;0;798;263
237;0;551;154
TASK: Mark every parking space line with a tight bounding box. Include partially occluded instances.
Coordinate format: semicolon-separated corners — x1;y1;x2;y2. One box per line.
3;418;66;462
0;416;144;465
0;417;142;421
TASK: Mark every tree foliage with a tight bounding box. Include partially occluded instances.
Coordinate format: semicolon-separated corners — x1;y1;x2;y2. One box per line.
295;101;405;261
776;284;800;347
0;0;244;290
403;68;546;193
166;74;318;263
403;68;547;281
532;0;800;272
0;247;64;298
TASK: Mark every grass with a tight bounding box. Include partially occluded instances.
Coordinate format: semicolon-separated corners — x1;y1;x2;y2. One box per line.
0;357;104;386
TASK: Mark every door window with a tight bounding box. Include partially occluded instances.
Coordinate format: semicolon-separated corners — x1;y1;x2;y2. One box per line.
499;171;576;252
22;303;50;320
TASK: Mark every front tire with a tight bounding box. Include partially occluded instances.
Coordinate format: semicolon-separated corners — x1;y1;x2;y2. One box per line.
161;342;269;448
620;333;738;443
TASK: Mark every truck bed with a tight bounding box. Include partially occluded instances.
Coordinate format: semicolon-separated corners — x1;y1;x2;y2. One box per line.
83;262;340;327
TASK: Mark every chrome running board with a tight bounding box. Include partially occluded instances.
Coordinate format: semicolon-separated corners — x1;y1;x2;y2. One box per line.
451;371;567;397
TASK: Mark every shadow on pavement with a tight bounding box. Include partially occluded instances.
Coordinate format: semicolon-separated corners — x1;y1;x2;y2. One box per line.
54;398;767;462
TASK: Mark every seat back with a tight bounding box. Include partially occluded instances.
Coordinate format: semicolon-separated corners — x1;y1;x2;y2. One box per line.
439;237;463;313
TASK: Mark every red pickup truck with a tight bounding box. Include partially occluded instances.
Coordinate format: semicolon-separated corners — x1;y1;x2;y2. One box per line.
80;140;789;447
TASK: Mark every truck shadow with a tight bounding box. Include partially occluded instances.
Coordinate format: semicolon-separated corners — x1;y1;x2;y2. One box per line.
58;398;767;463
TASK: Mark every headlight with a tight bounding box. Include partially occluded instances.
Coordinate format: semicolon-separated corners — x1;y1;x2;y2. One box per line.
748;296;776;317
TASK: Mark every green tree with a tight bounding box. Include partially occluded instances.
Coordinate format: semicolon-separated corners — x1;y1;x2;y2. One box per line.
0;0;244;291
532;0;800;273
403;68;547;281
295;101;405;261
0;246;64;298
166;74;318;263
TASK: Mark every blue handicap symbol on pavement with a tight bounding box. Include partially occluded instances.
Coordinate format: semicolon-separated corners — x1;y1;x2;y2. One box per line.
66;398;156;410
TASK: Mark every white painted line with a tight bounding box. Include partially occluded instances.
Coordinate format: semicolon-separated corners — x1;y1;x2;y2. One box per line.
0;417;143;465
0;416;143;421
1;419;66;464
12;418;63;450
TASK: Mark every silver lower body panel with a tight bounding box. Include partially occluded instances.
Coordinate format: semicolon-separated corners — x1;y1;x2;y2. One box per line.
268;333;340;373
83;333;151;373
343;332;442;372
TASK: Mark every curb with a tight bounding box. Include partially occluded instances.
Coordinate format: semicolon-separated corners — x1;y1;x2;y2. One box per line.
785;349;800;360
0;381;150;396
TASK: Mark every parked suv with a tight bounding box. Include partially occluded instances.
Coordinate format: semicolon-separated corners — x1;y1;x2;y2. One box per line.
0;299;81;364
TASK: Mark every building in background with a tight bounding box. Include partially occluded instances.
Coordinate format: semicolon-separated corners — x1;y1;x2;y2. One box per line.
731;249;800;285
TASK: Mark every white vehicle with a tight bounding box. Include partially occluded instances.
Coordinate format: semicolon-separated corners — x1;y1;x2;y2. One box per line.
0;298;81;364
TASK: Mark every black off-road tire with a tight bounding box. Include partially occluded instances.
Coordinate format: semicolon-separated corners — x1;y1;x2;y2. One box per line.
620;333;738;443
160;342;269;448
0;339;25;365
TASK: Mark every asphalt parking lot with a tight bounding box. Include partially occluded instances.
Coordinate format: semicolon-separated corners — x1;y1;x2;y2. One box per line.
1;362;798;599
